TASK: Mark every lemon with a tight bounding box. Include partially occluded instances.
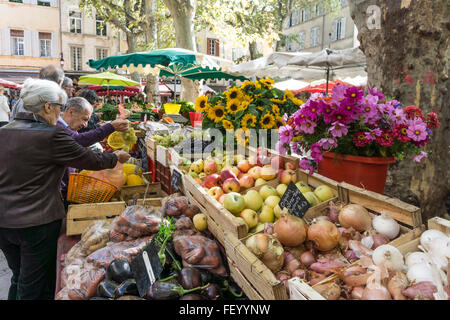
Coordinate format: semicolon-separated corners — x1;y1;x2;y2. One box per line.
123;172;128;185
126;174;145;186
123;164;143;177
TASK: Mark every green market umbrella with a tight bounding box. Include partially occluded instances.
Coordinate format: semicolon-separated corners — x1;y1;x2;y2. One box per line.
159;65;248;82
87;48;235;102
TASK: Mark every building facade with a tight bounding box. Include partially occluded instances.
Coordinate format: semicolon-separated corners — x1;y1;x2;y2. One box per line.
282;0;359;53
61;0;122;78
0;0;60;83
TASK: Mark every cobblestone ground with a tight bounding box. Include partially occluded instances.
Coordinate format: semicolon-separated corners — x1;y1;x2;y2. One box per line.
0;250;12;300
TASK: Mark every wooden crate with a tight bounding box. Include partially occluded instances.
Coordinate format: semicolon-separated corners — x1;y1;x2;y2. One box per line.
156;144;171;167
427;216;450;235
227;258;264;300
66;201;126;236
146;137;157;161
120;181;163;203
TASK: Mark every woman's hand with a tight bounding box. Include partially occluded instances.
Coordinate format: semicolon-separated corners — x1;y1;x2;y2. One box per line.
113;150;131;163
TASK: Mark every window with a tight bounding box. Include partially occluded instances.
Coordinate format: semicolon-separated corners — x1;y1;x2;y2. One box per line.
332;17;346;41
207;38;219;57
286;37;292;52
11;30;24;56
69;11;82;34
38;1;51;6
39;32;52;57
71;47;82;71
96;15;107;36
311;27;320;47
297;32;306;50
9;0;23;3
96;48;108;60
291;9;300;26
301;8;308;22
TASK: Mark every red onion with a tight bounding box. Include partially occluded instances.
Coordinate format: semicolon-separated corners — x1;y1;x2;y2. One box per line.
372;234;390;248
292;269;307;279
283;252;301;274
362;286;392;300
344;249;358;262
327;202;340;223
351;286;364;300
300;251;316;267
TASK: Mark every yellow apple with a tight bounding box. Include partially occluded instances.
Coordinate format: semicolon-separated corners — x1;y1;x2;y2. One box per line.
244;190;264;211
303;191;321;206
240;209;259;229
259;185;278;200
264;195;281;208
314;185;335;202
249;223;265;234
296;181;312;194
260;166;277;180
259;205;275;223
255;178;266;187
193;214;208;231
274;204;283;219
276;184;288;197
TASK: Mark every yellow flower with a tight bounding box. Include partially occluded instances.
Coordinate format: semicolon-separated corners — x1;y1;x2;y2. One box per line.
242;94;253;103
225;87;243;101
208;105;226;123
259;77;274;89
254;82;262;90
240;81;255;91
240;100;250;111
271;104;280;115
257;106;264;112
284;89;295;100
270;98;284;104
195;95;209;113
291;97;304;106
241;114;257;129
222;119;234;130
275;116;285;128
235;128;249;146
226;99;241;114
260;113;275;129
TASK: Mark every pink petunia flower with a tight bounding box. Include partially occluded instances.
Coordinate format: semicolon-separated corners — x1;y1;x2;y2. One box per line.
365;128;382;141
330;84;348;105
298;120;317;134
345;86;364;102
376;130;395;147
353;132;369;147
406;119;428;142
276;141;290;155
302;100;320;121
299;158;314;175
391;108;407;125
368;87;385;101
317;138;338;151
394;124;411;143
279;125;293;144
413;151;428;163
329;122;349;138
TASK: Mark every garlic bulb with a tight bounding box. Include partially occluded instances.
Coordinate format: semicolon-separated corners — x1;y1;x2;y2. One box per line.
372;213;400;240
372;244;405;271
405;251;432;267
420;229;447;251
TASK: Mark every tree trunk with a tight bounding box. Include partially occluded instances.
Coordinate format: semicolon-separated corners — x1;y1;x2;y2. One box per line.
163;0;198;102
125;34;141;83
143;0;159;105
348;0;449;222
249;41;258;60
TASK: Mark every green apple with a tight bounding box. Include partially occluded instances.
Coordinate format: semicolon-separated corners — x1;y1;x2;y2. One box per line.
276;184;288;197
303;191;321;206
223;192;246;216
296;181;312;194
189;171;199;178
314;185;335;202
259;185;278;200
236;217;249;233
244;190;264;211
255;178;266;187
240;209;259;229
264;195;281;208
259;205;275;223
249;223;265;234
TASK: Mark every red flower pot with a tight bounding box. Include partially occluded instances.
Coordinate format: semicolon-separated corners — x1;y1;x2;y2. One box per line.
317;152;395;194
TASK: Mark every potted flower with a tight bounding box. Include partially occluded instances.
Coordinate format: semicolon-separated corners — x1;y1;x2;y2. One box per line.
278;84;440;193
194;78;303;146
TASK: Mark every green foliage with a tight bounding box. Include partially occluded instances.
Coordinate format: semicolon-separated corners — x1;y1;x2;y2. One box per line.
98;103;119;121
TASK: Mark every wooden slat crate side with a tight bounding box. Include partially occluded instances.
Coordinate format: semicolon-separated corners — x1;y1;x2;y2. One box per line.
297;170;340;190
126;198;164;208
338;182;422;228
146;138;157;161
289;278;326;300
227;258;264;300
224;232;288;300
120;182;163;202
67;217;118;236
428;217;450;235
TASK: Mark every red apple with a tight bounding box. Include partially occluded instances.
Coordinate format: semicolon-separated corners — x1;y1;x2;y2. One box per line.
204;173;220;189
208;186;224;200
248;166;262;180
280;169;298;185
220;169;237;183
238;171;245;179
270;156;285;171
285;162;296;171
204;160;218;175
277;169;284;177
194;177;203;184
222;177;241;193
239;175;255;189
237;159;251;173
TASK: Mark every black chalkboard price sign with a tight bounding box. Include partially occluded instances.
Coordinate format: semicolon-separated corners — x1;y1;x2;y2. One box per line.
170;168;183;192
279;181;311;218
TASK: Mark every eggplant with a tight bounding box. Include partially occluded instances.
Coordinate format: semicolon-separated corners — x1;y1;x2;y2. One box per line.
145;280;210;300
114;279;139;298
106;259;133;284
90;297;112;300
179;294;207;300
116;295;146;300
178;267;202;290
199;270;213;284
203;283;222;300
97;280;119;299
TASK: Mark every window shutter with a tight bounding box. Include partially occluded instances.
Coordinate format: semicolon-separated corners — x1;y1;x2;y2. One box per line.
206;38;211;55
24;30;32;56
3;29;11;56
340;18;346;39
32;31;40;57
215;39;220;57
331;20;337;41
51;32;58;58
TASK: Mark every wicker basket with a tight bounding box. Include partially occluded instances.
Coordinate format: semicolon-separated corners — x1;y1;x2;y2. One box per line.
67;173;118;204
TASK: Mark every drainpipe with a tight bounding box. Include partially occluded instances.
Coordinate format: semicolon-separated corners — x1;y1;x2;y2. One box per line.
321;13;325;50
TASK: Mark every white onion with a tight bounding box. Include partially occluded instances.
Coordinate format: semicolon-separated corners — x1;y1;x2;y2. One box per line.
407;262;437;285
427;237;450;271
405;251;432;267
372;213;400;240
361;236;374;249
420;229;447;251
372;244;405;271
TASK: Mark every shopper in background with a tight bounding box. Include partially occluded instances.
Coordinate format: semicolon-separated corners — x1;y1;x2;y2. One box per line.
62;77;74;98
77;89;102;133
0;78;130;300
0;86;10;127
9;64;65;121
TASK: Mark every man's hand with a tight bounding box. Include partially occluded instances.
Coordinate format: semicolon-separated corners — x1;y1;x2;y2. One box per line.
111;119;130;132
114;150;131;164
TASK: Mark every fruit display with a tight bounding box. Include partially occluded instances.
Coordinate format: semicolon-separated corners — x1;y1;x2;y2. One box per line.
122;163;146;186
151;129;185;148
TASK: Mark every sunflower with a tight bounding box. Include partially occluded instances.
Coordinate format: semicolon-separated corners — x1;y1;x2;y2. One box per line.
240;100;250;111
222;119;234;130
271;104;280;115
195;95;209;113
275;116;285;128
242;94;253;103
291;97;304;106
240;81;255;91
284;89;295;100
254;82;262;90
226;99;241;114
270;98;284;104
241;114;257;129
257;106;264;112
208;105;226;123
225;87;243;101
260;112;275;129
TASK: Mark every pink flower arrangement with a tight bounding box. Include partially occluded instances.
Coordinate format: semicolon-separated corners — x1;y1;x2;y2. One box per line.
278;85;439;174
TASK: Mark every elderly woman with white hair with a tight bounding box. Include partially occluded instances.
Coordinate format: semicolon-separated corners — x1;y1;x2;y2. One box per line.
0;78;130;300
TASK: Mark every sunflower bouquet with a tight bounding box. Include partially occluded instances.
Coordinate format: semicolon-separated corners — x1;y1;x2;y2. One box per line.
194;78;303;146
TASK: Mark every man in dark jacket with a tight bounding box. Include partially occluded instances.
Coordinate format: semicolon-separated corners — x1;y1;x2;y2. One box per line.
0;78;130;300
